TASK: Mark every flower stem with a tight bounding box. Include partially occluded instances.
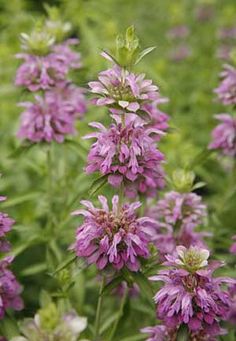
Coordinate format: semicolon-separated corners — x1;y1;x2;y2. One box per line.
108;286;128;341
94;276;106;341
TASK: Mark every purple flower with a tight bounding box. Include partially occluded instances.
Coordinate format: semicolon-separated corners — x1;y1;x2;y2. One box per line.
150;246;233;338
230;235;236;254
141;325;171;341
72;195;153;271
146;192;208;259
46;83;87;119
88;65;159;114
169;44;191;62
209;114;236;157
217;26;236;40
228;283;236;324
216;45;233;61
195;5;214;22
0;197;15;253
0;256;23;319
84;114;165;198
149;191;207;230
167;25;190;40
214;65;236;105
15;39;81;92
17;94;76;143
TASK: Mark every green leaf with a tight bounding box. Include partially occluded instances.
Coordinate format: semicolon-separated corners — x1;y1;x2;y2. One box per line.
188;149;212;169
51;253;77;276
192;181;206;191
1;192;41;208
39;290;52;308
120;335;146;341
130;271;154;300
135;46;156;64
101;275;123;296
21;262;47;276
89;174;108;197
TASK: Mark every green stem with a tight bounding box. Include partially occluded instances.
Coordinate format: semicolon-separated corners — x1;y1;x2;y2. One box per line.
94;276;106;341
108;286;128;341
47;146;53;232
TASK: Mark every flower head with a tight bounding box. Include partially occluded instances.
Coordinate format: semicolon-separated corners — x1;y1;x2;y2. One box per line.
150;246;233;339
15;39;81;92
17;94;76;143
88;65;159;114
0;257;23;319
214;64;236;105
209;114;236;157
149;191;207;230
0;196;15;253
72;195;153;271
85;114;165;198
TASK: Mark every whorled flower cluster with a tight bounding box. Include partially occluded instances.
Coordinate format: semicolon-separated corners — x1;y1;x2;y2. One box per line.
147;191;208;259
85;115;165;198
208;114;236;157
16;36;87;143
214;64;236;106
88;64;159;115
149;246;233;340
72;195;154;271
0;193;23;318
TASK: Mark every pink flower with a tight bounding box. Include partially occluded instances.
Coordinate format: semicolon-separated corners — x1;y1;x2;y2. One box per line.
15;39;81;92
84;114;165;198
72;195;153;271
17;94;76;143
0;197;15;253
88;65;159;114
230;235;236;254
167;25;190;40
214;65;236;105
0;256;23;319
46;83;87;119
141;325;171;341
209;114;236;157
150;246;233;339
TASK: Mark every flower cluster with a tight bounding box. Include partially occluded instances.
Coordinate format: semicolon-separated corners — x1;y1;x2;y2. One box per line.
214;64;236;105
87;50;168;198
149;246;233;340
209;114;236;157
16;27;86;143
85;115;165;198
0;191;23;318
147;191;208;259
72;195;153;271
11;303;88;341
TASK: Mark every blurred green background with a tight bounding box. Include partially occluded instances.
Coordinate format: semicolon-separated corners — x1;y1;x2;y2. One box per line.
0;0;236;339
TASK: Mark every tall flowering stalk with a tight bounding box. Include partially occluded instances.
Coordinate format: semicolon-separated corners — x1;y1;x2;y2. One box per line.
142;246;234;341
15;15;87;144
72;26;169;341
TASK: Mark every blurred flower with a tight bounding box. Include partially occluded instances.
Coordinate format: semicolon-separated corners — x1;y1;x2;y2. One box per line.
228;283;236;324
0;256;23;319
208;114;236;157
46;83;87;119
141;324;172;341
150;246;233;339
15;39;81;92
72;195;153;271
195;4;215;22
214;64;236;105
84;114;165;198
217;26;236;40
17;94;76;143
216;45;233;61
148;191;207;230
169;44;191;62
167;25;190;40
88;65;159;114
10;303;87;341
230;235;236;254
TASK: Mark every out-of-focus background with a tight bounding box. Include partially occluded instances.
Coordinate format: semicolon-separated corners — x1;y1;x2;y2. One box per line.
0;0;236;338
